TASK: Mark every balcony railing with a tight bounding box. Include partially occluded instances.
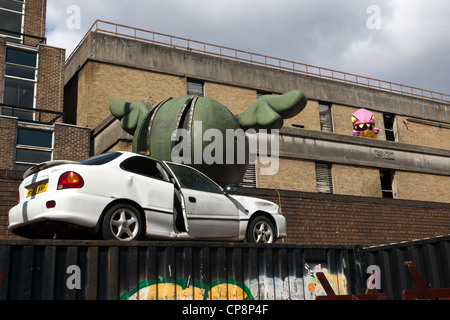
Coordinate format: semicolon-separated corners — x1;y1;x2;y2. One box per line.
0;103;64;125
68;19;450;104
0;28;46;46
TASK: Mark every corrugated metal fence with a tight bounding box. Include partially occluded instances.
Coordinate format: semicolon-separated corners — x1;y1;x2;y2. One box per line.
364;235;450;300
0;240;365;300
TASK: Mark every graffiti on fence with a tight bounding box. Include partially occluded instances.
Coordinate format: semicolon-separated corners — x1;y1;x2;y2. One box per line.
121;277;254;300
121;264;347;300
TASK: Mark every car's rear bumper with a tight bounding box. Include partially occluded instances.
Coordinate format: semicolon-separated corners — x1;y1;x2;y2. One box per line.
8;191;110;233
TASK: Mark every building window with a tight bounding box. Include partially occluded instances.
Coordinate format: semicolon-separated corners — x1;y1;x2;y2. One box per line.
0;0;25;43
380;169;397;199
319;102;333;132
383;113;397;142
315;162;333;194
2;47;38;121
257;91;272;99
187;79;204;96
15;126;53;171
239;162;257;188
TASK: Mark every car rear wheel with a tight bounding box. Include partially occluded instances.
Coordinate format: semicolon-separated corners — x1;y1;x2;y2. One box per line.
101;204;144;241
246;216;276;243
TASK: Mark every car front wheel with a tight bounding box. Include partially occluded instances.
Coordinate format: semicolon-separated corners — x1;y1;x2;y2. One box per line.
247;216;276;243
101;204;144;241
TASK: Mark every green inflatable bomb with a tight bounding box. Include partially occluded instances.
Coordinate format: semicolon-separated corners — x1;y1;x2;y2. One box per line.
109;90;307;187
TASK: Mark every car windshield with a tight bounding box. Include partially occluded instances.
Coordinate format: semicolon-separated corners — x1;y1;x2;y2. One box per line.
81;152;122;165
167;163;223;194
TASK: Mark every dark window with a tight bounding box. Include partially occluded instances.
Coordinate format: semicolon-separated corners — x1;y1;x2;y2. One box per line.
81;152;122;165
6;48;37;67
14;126;53;171
120;156;167;181
319;102;333;132
2;48;37;120
17;127;53;148
380;169;396;199
187;79;204;96
315;162;333;194
3;78;34;108
0;0;24;41
16;148;51;164
167;163;223;194
257;91;272;99
383;113;396;141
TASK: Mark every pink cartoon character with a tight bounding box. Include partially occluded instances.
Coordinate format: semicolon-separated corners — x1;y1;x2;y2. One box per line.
352;108;379;138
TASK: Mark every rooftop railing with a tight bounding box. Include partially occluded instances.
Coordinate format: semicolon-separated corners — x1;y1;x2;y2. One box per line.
68;19;450;104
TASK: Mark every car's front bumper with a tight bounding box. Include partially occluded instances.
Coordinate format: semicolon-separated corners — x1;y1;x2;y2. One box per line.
273;214;287;239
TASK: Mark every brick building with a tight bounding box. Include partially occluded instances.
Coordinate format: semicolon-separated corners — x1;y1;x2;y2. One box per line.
64;22;450;204
0;0;90;238
59;21;450;246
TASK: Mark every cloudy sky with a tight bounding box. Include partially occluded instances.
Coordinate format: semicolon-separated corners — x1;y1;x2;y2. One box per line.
46;0;450;95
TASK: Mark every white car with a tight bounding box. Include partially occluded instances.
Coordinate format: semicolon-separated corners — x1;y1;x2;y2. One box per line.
9;151;287;243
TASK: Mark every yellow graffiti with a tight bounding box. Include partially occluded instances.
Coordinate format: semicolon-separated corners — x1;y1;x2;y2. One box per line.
310;268;347;296
124;281;251;300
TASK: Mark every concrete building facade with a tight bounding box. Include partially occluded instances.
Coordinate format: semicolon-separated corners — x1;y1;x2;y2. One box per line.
64;29;450;204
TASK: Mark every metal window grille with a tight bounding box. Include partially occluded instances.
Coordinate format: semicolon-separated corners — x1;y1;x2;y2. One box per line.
380;169;397;199
239;163;257;188
315;162;334;194
187;79;204;96
383;113;397;142
319;103;333;132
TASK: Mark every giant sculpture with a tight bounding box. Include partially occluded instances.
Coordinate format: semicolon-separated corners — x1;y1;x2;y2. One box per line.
109;90;307;187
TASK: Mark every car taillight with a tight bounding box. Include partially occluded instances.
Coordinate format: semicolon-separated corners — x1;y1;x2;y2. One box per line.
57;172;84;190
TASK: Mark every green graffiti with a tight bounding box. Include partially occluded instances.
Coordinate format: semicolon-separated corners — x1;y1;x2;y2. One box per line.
120;277;254;300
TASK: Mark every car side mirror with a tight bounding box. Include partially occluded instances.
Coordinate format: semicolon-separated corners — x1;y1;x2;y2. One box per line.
224;184;238;194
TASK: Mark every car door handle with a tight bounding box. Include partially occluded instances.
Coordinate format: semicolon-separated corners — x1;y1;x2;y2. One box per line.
188;196;196;203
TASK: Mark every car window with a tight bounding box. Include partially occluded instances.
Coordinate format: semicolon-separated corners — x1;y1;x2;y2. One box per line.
120;156;169;181
167;163;223;194
81;152;122;165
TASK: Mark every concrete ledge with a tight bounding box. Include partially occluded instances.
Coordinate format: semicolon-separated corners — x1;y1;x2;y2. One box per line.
65;32;450;124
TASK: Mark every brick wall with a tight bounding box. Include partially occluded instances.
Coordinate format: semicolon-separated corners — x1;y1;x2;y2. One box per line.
53;123;91;161
1;180;449;245
237;187;450;247
23;0;47;46
0;38;5;98
36;45;65;118
0;170;23;239
0;116;18;170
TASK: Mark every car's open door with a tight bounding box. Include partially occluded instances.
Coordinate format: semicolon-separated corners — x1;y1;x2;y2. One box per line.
165;162;239;239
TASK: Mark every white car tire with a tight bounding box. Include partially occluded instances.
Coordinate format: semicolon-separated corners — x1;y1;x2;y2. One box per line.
101;204;144;241
247;216;276;244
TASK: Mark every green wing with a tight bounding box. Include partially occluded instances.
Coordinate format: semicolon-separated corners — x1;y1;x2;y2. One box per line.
236;90;307;130
109;99;151;136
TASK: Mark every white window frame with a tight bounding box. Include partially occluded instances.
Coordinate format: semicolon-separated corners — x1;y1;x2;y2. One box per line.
0;0;25;43
15;122;54;171
2;44;39;120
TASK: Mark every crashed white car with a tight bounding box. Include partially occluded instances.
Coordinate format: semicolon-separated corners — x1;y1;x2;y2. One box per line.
9;151;286;243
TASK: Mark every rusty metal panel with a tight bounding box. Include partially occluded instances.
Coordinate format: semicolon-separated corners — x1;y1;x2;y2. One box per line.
0;240;365;300
364;235;450;300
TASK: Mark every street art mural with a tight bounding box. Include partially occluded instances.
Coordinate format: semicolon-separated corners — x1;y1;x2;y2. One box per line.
120;262;348;301
352;108;379;138
109;90;307;187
